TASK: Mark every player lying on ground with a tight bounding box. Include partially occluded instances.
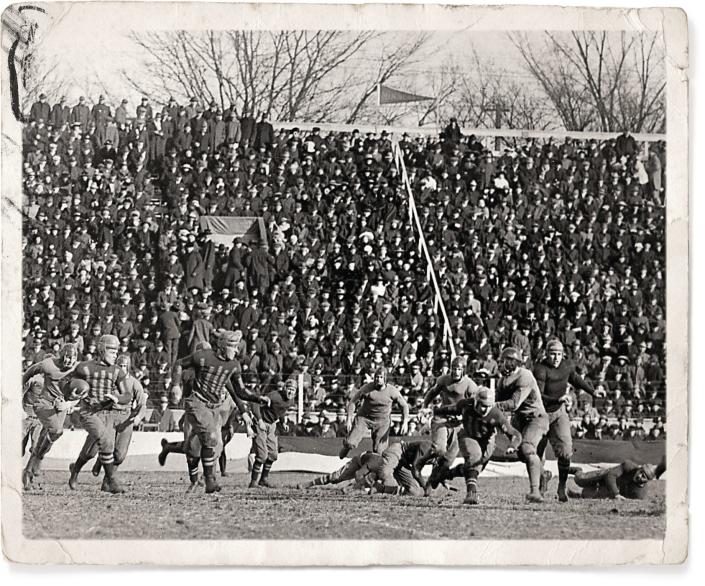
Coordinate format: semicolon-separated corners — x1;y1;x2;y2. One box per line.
66;335;132;493
495;346;550;503
340;367;409;459
68;354;147;491
21;343;79;489
435;388;522;504
248;379;296;488
173;331;269;493
534;338;595;502
420;356;479;496
296;451;384;490
372;440;436;496
567;460;662;500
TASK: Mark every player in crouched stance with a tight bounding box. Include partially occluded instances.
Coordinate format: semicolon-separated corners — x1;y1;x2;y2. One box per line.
296;451;384;490
373;441;435;496
340;367;409;459
495;347;549;503
435;388;522;505
248;379;296;488
175;331;269;494
21;344;79;489
567;461;660;500
68;355;148;490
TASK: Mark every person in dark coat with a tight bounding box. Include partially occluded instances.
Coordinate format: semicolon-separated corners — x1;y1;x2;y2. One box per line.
30;93;51;124
240;111;256;147
70;96;90;131
51;96;71;128
254;112;274;151
184;241;205;291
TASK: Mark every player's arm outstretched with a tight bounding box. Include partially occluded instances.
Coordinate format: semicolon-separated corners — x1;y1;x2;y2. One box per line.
422;379;444;409
434;397;473;418
568;367;595;395
226;373;270;407
496;411;523;455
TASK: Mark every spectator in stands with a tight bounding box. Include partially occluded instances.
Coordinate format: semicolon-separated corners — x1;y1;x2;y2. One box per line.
149;395;179;432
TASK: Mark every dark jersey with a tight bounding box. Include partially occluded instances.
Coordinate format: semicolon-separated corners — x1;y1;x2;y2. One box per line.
612;460;652;499
74;360;128;405
437;399;522;448
258;389;292;424
178;349;241;404
397;441;434;471
533;359;594;412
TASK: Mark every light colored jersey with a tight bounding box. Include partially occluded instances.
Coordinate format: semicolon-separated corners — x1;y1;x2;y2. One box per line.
496;367;546;419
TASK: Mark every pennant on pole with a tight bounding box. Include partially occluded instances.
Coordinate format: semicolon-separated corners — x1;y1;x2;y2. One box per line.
378;84;433;106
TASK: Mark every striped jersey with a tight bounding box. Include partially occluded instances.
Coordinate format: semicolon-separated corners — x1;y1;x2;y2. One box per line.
74;360;127;405
23;357;75;401
179;349;241;404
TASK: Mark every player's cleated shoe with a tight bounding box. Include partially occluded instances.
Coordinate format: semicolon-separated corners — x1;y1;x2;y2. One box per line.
258;478;275;489
204;476;222;494
248;477;259;489
91;459;102;477
158;439;169;466
557;484;569;503
539;470;553;495
185;482;200;494
68;463;79;490
22;468;34;491
102;477;125;494
567;487;582;499
463;491;479;505
295;482;311;490
525;489;544;503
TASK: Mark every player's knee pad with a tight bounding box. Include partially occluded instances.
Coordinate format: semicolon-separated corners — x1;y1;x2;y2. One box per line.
113;453;126;466
203;431;219;449
518;442;536;462
267;452;278;463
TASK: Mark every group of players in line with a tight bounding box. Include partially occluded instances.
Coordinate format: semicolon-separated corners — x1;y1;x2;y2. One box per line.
22;333;664;504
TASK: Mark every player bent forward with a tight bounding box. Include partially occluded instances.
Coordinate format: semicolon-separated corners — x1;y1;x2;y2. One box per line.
21;343;79;489
340;367;409;459
568;460;661;500
373;441;436;496
175;330;269;493
435;388;522;505
421;356;479;495
495;347;549;503
297;451;384;490
68;354;147;490
248;379;297;488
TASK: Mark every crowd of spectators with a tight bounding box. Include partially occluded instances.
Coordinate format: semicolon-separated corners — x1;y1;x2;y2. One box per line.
20;93;666;438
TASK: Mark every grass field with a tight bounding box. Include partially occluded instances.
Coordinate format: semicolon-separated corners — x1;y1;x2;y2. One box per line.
22;470;666;540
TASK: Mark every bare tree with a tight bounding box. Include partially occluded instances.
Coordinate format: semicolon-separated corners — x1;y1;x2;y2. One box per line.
123;31;428;123
509;31;665;133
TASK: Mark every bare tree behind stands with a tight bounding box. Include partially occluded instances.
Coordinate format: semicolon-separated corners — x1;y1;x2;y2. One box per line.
509;31;666;133
123;31;428;122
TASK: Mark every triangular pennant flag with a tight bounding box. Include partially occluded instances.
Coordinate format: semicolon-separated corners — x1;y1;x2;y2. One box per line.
378;84;433;105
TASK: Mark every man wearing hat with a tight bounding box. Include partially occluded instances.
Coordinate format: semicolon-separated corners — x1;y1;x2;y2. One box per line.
567;459;663;500
172;331;269;493
30;93;51;124
340;366;410;459
533;338;595;502
434;387;522;504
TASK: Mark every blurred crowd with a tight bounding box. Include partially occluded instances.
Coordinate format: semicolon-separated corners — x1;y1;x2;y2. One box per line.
21;94;666;434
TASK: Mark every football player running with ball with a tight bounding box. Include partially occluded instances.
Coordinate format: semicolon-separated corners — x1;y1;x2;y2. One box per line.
21;343;79;489
495;347;549;503
421;356;479;495
435;388;522;505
